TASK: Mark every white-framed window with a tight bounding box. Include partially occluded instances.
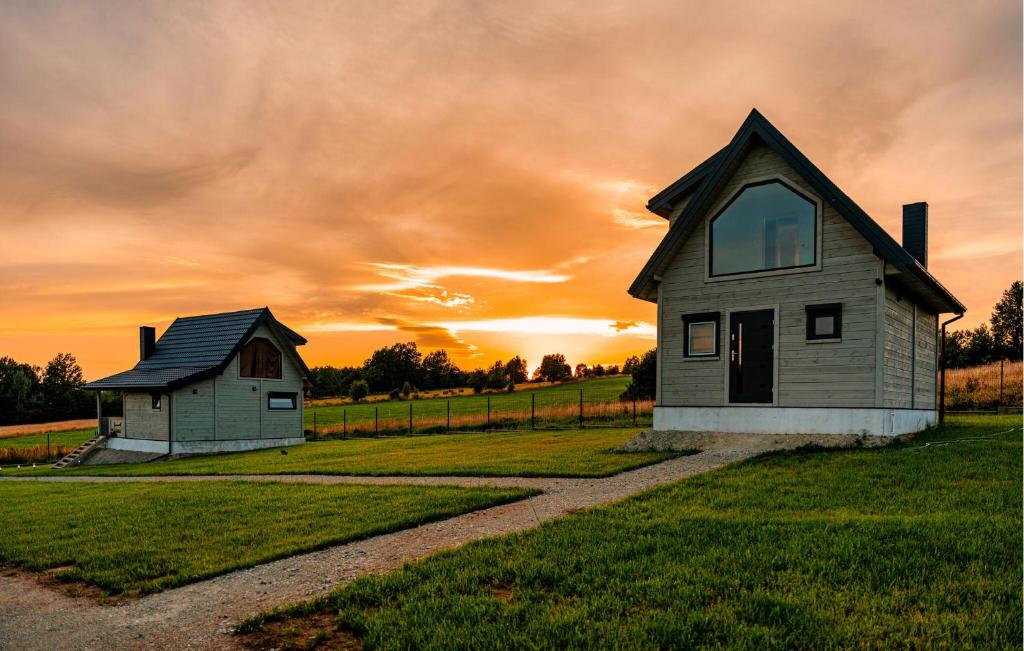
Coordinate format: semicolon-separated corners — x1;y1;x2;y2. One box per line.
267;392;297;410
683;312;720;357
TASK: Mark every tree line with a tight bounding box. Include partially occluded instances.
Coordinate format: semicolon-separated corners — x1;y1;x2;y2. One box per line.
943;280;1021;368
0;353;121;426
311;344;645;400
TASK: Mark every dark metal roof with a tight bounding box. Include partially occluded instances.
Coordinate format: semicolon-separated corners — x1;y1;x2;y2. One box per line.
85;307;309;391
646;146;727;218
628;109;965;314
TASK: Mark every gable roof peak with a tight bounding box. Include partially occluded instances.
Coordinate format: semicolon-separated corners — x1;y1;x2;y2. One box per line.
629;110;964;314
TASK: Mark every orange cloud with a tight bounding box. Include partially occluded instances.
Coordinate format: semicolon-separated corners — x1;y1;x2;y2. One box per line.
0;1;1018;380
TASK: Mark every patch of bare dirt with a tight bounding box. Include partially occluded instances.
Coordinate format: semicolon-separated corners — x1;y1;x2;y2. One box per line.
237;613;361;651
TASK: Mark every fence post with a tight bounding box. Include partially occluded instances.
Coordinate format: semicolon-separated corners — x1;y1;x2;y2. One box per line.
409;402;413;434
1000;358;1005;408
313;411;317;439
375;406;378;435
531;393;535;430
579;389;583;428
447;400;450;433
343;409;347;439
487;395;491;430
47;431;51;461
632;397;637;427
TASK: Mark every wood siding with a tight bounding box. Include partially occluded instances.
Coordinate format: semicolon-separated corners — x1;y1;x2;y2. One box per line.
883;285;938;409
206;323;304;441
883;286;914;407
658;143;880;408
915;310;938;409
123;391;169;440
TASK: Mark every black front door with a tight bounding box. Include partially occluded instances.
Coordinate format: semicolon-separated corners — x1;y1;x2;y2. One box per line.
729;309;774;403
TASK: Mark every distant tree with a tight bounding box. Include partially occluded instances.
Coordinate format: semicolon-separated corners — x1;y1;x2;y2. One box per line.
40;353;91;421
0;357;41;425
467;369;487;394
623;355;641;375
422;350;463;389
504;356;529;384
485;361;507;390
964;324;995;367
606;364;620;375
990;280;1022;359
592;364;606;377
348;379;369;402
362;342;423;393
309;365;362;399
535;354;572;383
401;381;414;398
620;348;656;401
943;330;970;369
574;363;588;379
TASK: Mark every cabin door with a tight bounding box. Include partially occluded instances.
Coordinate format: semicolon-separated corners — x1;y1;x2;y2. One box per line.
728;309;774;404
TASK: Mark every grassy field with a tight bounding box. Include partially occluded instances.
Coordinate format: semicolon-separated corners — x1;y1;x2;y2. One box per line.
0;481;535;596
946;359;1022;411
0;428;94;464
304;376;646;435
240;415;1023;649
9;428;675;478
0;428;93;450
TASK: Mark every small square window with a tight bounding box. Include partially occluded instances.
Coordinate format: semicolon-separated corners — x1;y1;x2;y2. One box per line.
151;393;162;410
806;303;842;340
267;392;297;410
682;312;720;357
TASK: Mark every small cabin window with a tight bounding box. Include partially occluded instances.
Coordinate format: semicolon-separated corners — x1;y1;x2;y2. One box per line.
806;303;842;340
709;181;817;277
240;337;282;379
151;393;162;410
682;312;720;357
267;392;297;410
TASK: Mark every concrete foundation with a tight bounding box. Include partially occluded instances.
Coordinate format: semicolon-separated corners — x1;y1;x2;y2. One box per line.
105;436;306;455
653;406;936;436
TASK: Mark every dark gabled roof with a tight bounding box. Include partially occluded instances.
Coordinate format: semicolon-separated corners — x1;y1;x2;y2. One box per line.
84;307;309;391
646;146;727;218
629;109;965;314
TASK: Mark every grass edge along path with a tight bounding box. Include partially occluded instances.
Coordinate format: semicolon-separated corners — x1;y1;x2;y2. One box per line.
238;415;1023;650
7;428;678;479
0;481;537;597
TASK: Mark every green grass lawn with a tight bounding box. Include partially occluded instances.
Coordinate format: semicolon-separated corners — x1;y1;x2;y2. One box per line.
10;428;674;478
305;376;640;433
0;481;535;596
240;415;1023;649
0;428;94;449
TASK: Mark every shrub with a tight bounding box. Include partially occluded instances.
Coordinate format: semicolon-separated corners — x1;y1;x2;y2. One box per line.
388;388;401;400
401;381;413;398
348;380;369;402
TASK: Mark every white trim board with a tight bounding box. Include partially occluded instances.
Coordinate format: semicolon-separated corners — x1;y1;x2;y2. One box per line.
106;436;306;455
654;406;936;436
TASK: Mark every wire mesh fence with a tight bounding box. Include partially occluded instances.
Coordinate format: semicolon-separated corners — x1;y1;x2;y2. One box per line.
306;388;653;440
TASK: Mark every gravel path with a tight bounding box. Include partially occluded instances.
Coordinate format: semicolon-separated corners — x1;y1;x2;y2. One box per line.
0;448;759;650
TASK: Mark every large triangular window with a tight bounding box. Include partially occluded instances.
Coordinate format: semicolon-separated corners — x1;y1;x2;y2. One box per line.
239;337;282;379
709;180;817;277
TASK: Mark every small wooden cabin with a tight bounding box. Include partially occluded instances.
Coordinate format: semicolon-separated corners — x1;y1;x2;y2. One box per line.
84;307;309;454
629;109;965;436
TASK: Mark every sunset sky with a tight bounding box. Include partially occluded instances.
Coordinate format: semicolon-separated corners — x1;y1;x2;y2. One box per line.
1;1;1020;380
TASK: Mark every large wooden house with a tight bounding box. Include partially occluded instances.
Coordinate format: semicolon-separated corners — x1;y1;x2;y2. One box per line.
629;109;964;436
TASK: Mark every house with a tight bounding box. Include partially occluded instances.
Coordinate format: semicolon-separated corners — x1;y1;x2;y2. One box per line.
83;307;310;455
629;109;965;436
